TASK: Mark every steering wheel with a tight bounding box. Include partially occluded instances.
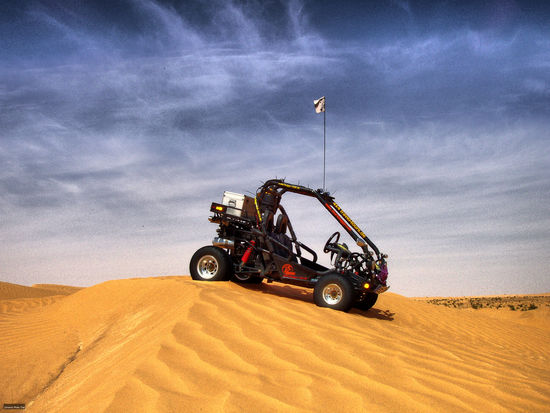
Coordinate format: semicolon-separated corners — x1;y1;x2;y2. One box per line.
323;231;341;253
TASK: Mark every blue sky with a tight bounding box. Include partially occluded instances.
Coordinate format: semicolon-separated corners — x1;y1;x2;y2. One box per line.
1;0;549;296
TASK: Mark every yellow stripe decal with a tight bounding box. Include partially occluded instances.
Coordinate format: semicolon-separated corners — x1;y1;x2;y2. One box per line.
254;196;262;222
332;202;367;239
278;182;302;191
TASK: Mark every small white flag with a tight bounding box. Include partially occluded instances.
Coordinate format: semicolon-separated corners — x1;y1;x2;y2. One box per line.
314;96;325;113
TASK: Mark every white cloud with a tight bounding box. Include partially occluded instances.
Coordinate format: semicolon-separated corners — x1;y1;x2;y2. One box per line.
1;1;549;296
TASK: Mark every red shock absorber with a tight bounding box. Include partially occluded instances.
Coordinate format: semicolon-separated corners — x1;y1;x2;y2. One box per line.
241;241;256;264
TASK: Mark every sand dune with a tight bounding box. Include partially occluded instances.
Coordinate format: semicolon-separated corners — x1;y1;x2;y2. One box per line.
1;277;548;412
0;282;82;315
31;284;84;295
0;281;82;315
0;281;69;300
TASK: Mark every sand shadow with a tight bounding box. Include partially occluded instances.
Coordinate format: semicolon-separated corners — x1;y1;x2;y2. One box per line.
349;307;395;321
235;282;395;321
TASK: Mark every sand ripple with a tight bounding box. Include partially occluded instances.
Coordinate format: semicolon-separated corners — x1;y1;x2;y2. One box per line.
0;277;548;412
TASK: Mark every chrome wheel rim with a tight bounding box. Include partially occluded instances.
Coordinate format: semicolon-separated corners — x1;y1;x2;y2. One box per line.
322;283;343;305
197;255;219;279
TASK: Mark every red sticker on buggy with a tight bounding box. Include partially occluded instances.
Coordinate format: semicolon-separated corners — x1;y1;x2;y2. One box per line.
282;264;296;276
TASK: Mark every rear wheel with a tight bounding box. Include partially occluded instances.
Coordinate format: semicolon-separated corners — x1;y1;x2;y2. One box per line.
232;272;264;284
354;292;378;311
190;246;233;281
313;274;354;312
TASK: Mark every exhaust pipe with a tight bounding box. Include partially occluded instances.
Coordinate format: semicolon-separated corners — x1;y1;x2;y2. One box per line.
212;237;235;250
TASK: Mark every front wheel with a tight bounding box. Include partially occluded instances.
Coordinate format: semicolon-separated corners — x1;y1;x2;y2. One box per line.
313;274;354;312
190;246;233;281
354;292;378;311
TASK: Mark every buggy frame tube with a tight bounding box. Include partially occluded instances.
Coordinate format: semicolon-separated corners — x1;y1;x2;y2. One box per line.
257;180;381;259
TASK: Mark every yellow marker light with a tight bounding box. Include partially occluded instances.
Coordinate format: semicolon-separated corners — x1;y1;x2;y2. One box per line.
215;206;224;211
363;283;370;289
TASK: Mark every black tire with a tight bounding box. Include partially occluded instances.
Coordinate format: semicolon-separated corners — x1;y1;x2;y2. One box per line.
313;274;354;312
190;246;233;281
354;292;378;311
232;272;264;284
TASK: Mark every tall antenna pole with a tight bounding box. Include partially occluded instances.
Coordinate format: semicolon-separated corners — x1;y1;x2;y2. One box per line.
314;96;326;191
323;104;326;192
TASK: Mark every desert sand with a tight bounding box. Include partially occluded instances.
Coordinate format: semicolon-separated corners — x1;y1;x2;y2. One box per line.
1;277;548;412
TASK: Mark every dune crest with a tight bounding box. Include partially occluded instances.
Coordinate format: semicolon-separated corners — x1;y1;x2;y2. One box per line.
31;284;84;295
1;277;548;412
0;281;71;300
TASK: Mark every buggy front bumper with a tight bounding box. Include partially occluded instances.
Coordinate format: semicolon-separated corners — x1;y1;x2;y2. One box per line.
373;284;389;294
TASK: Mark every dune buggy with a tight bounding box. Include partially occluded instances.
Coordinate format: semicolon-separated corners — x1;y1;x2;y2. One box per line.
190;179;389;312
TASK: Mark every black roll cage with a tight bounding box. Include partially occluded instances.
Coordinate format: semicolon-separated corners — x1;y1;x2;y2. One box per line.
255;179;381;260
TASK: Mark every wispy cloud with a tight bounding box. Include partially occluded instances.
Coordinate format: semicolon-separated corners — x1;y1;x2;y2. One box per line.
1;0;549;295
